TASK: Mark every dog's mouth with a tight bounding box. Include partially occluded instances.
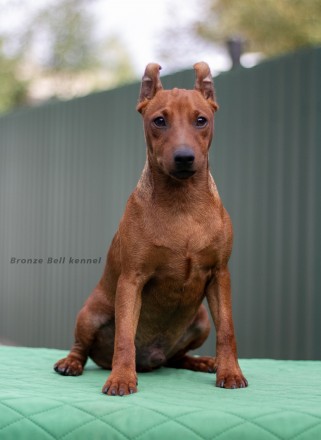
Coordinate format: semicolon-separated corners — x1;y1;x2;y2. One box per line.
170;169;196;180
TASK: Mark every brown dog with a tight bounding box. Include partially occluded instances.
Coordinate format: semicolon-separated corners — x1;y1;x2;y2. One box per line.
54;62;248;395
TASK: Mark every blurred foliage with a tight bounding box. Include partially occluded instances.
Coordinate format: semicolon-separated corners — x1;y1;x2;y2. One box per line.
101;36;136;85
0;39;28;113
0;0;135;114
29;0;101;73
196;0;321;56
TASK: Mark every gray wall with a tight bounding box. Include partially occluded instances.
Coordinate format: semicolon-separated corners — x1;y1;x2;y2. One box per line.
0;47;320;359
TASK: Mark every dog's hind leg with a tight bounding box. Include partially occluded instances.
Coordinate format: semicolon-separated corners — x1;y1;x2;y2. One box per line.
165;304;216;373
54;286;114;376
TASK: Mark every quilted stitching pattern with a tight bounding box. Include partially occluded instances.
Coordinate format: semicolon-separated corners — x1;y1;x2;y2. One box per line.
0;347;321;439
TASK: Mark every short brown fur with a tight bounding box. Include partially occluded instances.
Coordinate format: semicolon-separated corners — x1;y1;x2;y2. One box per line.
54;62;248;395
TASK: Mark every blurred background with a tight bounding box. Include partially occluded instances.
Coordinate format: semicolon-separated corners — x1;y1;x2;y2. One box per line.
0;0;320;360
1;0;321;113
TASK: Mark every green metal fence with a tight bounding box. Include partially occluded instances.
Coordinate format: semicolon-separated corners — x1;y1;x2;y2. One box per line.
213;47;321;360
0;47;320;359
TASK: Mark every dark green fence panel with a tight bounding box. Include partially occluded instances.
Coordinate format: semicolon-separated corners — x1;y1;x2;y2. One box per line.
0;47;320;359
213;47;321;360
0;69;194;350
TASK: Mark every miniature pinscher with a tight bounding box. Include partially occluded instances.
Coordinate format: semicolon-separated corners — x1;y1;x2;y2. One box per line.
54;62;248;395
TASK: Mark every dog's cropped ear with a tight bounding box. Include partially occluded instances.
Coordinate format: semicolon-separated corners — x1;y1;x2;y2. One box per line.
137;63;163;113
193;62;218;112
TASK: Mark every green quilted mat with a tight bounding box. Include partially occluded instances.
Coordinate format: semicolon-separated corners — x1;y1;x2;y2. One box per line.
0;347;321;440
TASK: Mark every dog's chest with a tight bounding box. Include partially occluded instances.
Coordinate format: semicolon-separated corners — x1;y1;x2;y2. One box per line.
142;241;214;314
152;243;213;287
148;213;224;286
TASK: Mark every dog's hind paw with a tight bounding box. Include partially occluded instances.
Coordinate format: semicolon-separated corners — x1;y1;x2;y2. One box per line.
54;356;84;376
167;355;217;373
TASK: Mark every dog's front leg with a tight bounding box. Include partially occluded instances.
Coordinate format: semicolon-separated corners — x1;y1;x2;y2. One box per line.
206;266;248;389
102;273;143;396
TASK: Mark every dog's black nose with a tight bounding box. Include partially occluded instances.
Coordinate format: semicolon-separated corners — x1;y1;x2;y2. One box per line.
173;147;195;168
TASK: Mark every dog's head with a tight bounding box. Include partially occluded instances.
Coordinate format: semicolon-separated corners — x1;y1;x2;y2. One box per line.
137;62;218;181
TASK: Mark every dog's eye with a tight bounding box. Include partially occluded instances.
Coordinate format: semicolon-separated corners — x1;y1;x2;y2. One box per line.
196;116;208;127
153;117;166;127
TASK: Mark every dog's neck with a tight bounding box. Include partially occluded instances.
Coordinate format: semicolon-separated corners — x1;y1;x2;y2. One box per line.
136;159;219;210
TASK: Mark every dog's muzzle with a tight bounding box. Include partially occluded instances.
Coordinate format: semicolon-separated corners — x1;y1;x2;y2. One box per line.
171;146;196;179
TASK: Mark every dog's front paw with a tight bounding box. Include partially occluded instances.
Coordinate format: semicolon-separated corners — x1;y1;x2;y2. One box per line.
216;364;248;389
102;370;138;396
54;356;84;376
